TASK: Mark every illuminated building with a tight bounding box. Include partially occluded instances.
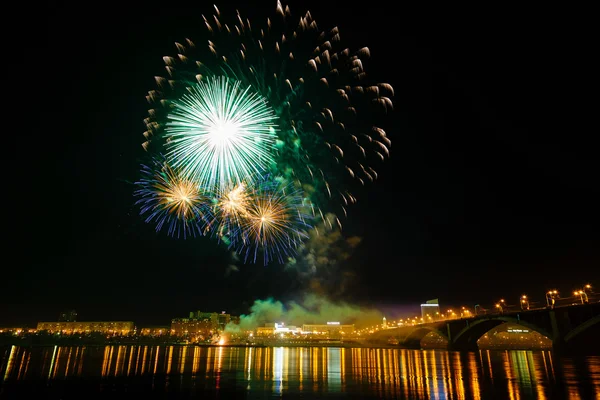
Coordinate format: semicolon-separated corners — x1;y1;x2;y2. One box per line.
36;321;134;334
170;318;214;337
186;310;234;331
255;322;356;337
58;310;77;322
0;327;35;334
274;323;300;334
421;299;440;320
301;322;355;334
189;310;216;321
217;312;231;330
139;326;169;336
256;325;276;336
478;324;552;349
255;323;301;336
507;327;530;334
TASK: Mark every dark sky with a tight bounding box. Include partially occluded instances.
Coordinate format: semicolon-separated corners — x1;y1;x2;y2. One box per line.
6;2;598;326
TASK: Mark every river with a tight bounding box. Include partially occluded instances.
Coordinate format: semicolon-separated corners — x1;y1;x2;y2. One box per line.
1;345;598;399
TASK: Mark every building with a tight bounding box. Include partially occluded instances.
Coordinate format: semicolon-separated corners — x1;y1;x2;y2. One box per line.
139;326;169;336
301;322;355;335
217;312;231;331
478;324;552;350
0;327;35;334
254;322;354;338
256;325;276;336
58;310;77;322
170;318;214;338
189;311;216;321
37;321;134;335
421;299;440;321
255;323;299;337
187;311;233;331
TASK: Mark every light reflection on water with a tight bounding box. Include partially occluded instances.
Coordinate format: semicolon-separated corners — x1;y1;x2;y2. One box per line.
0;345;598;399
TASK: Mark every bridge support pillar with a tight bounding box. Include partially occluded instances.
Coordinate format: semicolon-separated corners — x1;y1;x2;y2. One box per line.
549;311;567;352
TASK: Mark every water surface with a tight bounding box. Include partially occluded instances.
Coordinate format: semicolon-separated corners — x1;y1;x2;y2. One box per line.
1;345;598;399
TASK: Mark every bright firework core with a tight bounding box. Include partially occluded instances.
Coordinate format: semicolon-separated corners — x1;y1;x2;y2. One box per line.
165;76;278;192
208;120;237;145
167;183;193;215
220;183;249;217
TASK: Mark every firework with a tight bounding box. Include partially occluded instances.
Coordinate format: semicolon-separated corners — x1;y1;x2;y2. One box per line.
207;176;311;264
237;176;311;264
165;76;278;192
134;157;211;238
209;180;253;242
136;1;393;263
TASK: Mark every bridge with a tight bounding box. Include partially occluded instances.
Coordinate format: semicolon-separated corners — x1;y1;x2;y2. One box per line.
367;302;600;352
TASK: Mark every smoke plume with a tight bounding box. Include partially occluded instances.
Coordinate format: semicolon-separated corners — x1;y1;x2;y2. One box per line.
286;213;364;301
225;293;382;333
223;213;379;335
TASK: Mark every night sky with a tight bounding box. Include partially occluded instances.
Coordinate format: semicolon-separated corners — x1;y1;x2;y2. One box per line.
6;2;598;326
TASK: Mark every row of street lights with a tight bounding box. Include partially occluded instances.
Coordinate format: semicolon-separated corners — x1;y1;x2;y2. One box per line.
545;284;592;309
574;284;591;304
493;284;593;314
361;283;594;332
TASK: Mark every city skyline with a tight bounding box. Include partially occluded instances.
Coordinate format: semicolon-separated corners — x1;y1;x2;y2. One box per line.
2;300;596;354
1;281;596;329
6;1;599;328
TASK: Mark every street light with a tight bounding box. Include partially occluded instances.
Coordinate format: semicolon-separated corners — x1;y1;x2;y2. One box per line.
520;295;530;311
546;290;559;309
494;299;506;314
574;290;588;304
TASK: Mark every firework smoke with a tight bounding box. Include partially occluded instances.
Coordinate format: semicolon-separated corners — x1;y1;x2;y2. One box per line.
225;294;383;334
